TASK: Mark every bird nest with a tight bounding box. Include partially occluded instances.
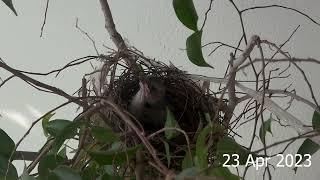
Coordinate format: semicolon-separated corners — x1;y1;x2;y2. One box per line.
95;53;231;170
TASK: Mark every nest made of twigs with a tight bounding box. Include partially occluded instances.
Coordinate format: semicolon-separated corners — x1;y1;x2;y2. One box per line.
97;58;230;169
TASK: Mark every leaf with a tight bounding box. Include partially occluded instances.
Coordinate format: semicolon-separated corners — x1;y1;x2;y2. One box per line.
186;31;213;68
176;167;199;180
38;154;66;179
312;111;320;131
46;119;72;137
172;0;198;31
102;165;115;176
0;129;15;158
89;146;140;166
1;0;18;16
42;113;55;137
207;167;240;180
91;126;119;144
57;146;67;159
259;118;272;144
51;121;83;154
81;164;98;180
217;136;255;165
163;141;171;167
19;168;36;180
0;155;18;179
164;107;180;139
195;124;211;169
296;138;320;165
99;173;123;180
51;166;82;180
182;151;194;169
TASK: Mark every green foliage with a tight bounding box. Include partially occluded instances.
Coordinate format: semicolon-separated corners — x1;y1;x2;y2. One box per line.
163;141;171;167
0;129;15;158
1;0;17;16
44;119;73;137
259;118;273;144
42;113;55;137
206;167;240;180
91;126;120;144
89;146;141;166
195;124;211;169
81;164;98;180
173;0;212;68
164;107;180;139
172;0;198;31
292;110;320;172
50;166;82;180
186;31;212;68
51;120;83;154
312;111;320;131
19;168;36;180
98;173;123;180
182;151;194;169
217;136;255;165
0;155;18;180
38;154;66;179
295;139;320;166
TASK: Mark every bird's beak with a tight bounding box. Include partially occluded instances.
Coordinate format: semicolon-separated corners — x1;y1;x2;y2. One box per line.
139;81;150;98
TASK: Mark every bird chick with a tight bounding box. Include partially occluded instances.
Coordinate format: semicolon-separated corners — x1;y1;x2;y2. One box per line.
129;78;167;130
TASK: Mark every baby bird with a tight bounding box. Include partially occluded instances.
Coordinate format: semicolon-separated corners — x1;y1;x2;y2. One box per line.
129;78;167;130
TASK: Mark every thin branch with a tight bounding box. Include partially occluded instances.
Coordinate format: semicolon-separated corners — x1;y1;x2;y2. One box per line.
40;0;50;37
241;5;320;27
0;61;86;107
0;75;15;88
75;18;100;55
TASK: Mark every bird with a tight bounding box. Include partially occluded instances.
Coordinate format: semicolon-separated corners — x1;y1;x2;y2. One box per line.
128;77;167;131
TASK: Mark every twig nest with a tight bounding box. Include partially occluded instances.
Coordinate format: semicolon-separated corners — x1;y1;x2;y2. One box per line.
95;56;227;169
113;65;214;132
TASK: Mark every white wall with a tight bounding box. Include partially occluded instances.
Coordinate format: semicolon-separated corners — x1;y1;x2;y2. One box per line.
0;0;319;179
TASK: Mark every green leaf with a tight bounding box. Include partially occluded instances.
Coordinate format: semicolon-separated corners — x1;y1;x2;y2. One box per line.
46;119;72;137
217;136;255;165
195;124;211;169
51;166;82;180
19;168;36;180
0;155;18;179
102;165;115;176
99;174;123;180
173;0;198;31
57;146;67;159
163;141;171;167
42;113;55;137
38;154;66;179
296;138;320;165
312;111;320;131
81;164;98;180
259;118;272;144
1;0;18;16
207;167;240;180
164;107;180;139
186;31;213;68
182;151;194;169
89;146;140;166
0;129;15;158
176;167;199;180
91;126;119;144
51;121;83;154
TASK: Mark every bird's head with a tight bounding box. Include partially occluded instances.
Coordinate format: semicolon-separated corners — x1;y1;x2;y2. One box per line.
139;78;165;104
